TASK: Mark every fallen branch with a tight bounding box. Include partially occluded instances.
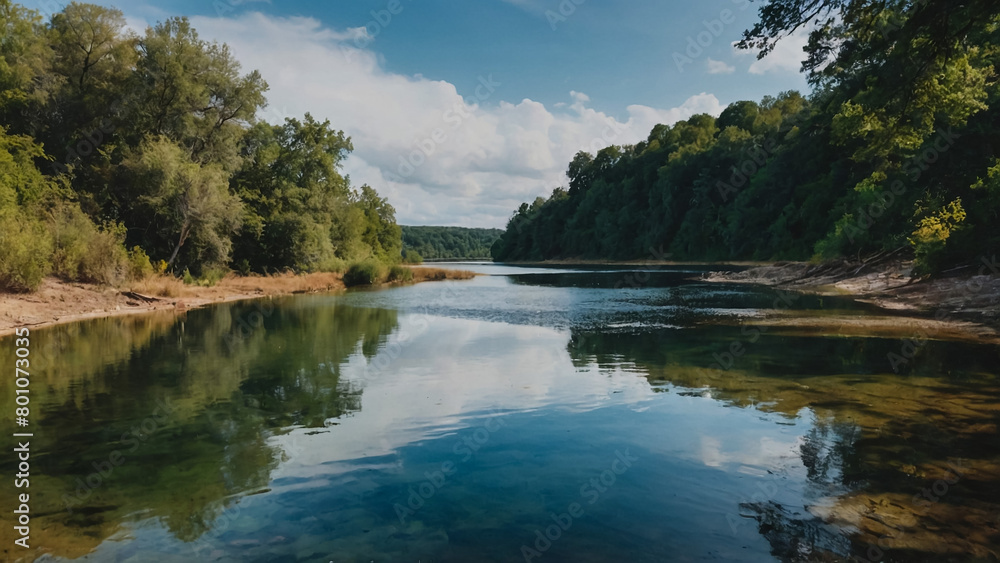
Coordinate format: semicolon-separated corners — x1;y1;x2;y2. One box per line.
121;291;160;303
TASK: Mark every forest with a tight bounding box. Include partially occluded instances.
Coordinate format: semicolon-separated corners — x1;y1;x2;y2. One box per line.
492;0;1000;275
401;226;503;261
0;1;401;292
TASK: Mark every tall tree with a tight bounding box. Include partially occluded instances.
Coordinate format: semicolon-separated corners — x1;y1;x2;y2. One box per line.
0;0;54;135
126;17;267;171
124;136;243;271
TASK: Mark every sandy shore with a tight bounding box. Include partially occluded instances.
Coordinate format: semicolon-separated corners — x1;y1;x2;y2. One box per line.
703;257;1000;342
0;267;475;337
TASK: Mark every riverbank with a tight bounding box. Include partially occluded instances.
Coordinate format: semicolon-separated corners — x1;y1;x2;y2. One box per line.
0;266;476;337
703;256;1000;342
507;255;1000;343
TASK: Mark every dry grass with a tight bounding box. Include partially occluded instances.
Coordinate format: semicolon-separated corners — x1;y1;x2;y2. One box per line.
132;274;190;298
410;267;477;282
0;267;473;336
129;272;346;300
215;271;345;294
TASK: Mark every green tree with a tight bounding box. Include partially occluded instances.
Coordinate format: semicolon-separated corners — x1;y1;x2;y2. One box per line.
124;136;242;271
125;16;267;170
231;115;365;272
356;184;402;262
0;0;54;135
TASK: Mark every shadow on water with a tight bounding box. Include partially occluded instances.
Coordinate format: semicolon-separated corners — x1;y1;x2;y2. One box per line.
1;266;999;562
569;327;1000;561
0;299;397;561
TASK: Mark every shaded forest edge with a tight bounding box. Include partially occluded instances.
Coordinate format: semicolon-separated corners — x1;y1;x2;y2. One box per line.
401;226;503;261
490;0;1000;289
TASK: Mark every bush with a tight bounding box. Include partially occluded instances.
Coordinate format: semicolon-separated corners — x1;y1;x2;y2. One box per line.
343;259;389;287
388;264;413;282
910;199;967;275
81;223;130;285
48;204;131;285
199;266;228;287
0;211;53;292
236;258;252;276
128;246;154;280
315;256;347;274
182;266;228;287
402;249;423;264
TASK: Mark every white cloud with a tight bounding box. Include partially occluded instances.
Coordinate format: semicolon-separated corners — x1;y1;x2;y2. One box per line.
735;28;810;75
626;93;725;130
706;57;735;75
189;12;724;227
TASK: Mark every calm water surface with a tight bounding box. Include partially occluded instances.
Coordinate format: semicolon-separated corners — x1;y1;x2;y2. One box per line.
2;263;998;562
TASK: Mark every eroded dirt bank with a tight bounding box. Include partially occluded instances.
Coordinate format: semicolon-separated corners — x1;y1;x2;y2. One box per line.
0;267;475;337
703;256;1000;343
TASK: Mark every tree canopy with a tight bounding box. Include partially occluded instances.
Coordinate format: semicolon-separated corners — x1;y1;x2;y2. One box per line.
493;0;1000;273
401;226;503;260
0;1;404;289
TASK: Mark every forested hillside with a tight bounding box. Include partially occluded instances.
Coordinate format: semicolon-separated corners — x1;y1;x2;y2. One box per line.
402;226;503;260
0;1;400;291
492;0;1000;274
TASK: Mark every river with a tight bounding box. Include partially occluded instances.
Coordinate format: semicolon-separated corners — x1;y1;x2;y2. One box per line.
1;263;998;562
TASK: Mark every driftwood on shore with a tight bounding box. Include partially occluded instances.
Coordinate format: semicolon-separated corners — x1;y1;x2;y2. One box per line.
121;291;160;303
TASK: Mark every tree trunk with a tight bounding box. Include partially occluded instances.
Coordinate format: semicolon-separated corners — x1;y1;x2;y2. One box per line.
166;222;191;269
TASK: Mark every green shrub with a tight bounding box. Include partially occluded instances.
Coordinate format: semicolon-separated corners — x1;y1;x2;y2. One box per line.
198;266;228;287
0;211;53;292
343;259;389;287
48;203;94;280
80;223;130;286
182;266;228;286
236;258;252;277
48;203;130;285
388;264;414;282
402;249;423;264
910;199;967;275
315;256;347;274
128;246;154;280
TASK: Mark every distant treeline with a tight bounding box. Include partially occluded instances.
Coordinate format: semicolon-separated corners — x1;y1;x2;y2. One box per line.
0;1;401;292
402;226;503;260
492;0;1000;275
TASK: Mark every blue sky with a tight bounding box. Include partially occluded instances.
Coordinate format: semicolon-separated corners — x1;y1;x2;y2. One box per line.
62;0;812;227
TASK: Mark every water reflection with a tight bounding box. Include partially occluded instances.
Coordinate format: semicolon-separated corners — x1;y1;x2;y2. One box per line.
568;325;1000;561
0;299;397;561
0;266;998;562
